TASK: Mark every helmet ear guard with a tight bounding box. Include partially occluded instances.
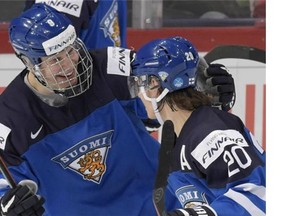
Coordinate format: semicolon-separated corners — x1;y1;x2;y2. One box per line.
18;54;36;69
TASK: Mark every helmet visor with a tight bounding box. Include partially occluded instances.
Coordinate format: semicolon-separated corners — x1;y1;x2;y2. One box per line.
128;74;161;99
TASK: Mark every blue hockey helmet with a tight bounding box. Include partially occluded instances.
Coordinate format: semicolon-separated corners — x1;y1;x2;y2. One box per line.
131;36;200;95
8;3;93;99
9;3;75;65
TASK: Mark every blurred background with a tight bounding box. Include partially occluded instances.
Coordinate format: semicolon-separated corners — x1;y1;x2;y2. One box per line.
0;0;265;26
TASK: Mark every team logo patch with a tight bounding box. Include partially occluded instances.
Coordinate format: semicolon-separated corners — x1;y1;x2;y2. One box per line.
189;77;196;86
52;130;113;184
175;185;207;208
158;71;169;81
173;77;184;88
99;0;121;46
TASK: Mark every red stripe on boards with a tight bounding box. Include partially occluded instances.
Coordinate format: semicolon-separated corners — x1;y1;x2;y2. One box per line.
245;85;255;134
262;85;266;150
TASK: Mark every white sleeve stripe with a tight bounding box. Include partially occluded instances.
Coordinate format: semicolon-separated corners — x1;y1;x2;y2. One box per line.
224;189;265;216
249;131;264;153
234;183;266;201
178;209;190;216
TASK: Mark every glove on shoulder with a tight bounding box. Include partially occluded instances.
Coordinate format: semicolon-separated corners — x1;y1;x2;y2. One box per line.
197;58;236;111
0;180;45;216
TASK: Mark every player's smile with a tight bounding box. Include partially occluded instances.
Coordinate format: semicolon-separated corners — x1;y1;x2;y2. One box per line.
40;47;80;89
54;67;77;84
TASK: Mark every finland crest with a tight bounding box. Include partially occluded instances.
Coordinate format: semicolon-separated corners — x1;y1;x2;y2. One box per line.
99;0;121;46
52;130;113;184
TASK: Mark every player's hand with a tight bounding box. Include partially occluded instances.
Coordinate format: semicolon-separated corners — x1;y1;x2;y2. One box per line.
0;180;45;216
199;62;236;111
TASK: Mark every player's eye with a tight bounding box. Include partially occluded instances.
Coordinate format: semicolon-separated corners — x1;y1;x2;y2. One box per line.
148;75;160;90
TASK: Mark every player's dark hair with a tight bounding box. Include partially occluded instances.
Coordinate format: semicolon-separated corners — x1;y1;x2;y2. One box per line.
158;87;211;112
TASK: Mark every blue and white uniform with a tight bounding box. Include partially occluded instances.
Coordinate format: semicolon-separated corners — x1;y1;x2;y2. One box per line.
0;47;163;215
167;106;266;216
25;0;127;49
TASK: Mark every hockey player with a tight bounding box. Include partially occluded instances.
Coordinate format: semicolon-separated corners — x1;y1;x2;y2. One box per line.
0;4;156;215
130;36;266;216
0;4;236;216
24;0;167;132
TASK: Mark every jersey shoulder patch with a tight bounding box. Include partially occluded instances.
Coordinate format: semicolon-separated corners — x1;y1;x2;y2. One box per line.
191;129;248;169
0;123;11;150
35;0;84;17
107;47;131;77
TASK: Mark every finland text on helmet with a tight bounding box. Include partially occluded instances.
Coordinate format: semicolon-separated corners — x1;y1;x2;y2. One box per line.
9;3;93;98
130;36;200;102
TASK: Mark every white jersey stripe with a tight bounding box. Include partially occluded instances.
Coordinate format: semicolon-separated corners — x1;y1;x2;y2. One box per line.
234;183;266;201
225;189;265;216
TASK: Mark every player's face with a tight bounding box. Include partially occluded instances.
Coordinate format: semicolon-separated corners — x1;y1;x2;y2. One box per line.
39;46;80;90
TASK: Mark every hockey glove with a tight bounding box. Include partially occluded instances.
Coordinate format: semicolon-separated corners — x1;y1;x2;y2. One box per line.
142;118;161;133
0;180;45;216
198;62;236;111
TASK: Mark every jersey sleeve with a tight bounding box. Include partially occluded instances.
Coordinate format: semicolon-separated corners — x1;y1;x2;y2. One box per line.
167;166;265;216
105;46;133;100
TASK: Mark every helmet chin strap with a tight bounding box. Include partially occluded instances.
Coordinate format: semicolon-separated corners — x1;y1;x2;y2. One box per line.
151;98;164;125
139;86;170;125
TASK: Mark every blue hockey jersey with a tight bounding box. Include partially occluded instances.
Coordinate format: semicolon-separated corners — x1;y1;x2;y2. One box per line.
0;48;161;215
166;106;266;216
80;0;127;49
25;0;127;49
